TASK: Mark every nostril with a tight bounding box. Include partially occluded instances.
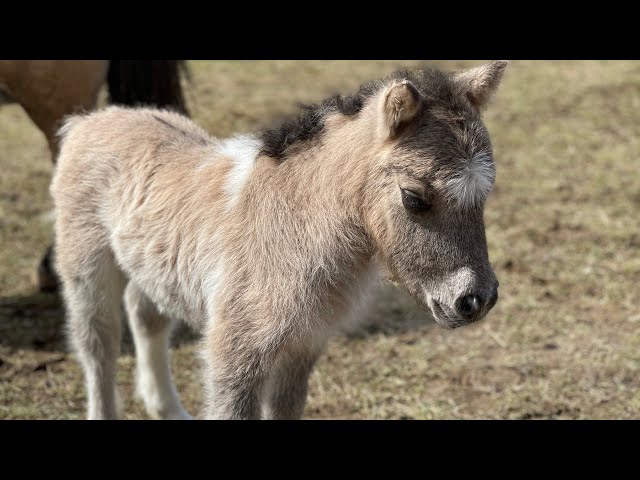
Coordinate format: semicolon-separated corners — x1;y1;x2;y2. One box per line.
456;294;482;319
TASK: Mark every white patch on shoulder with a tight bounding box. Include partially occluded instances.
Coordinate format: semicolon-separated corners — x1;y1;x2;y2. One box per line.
446;152;495;207
219;135;262;209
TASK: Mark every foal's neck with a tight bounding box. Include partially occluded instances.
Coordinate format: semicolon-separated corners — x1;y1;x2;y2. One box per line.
234;112;379;280
258;113;377;219
212;113;382;325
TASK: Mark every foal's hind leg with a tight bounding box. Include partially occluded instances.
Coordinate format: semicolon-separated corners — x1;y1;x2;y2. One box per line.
124;283;191;420
61;251;126;419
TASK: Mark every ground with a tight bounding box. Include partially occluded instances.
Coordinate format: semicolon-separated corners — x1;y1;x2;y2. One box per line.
1;60;639;419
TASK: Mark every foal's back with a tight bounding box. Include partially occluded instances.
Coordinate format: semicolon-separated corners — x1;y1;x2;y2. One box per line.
52;107;233;323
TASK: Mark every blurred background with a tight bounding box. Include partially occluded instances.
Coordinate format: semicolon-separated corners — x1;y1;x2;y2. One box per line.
0;60;638;419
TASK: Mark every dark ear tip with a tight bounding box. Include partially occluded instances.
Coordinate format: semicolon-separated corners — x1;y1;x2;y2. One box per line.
493;60;509;70
397;80;421;102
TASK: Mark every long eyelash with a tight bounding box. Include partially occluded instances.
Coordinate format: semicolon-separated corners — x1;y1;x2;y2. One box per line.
401;189;430;212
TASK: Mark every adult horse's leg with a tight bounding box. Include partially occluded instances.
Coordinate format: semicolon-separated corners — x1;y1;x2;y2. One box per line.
1;61;110;292
124;282;191;420
35;245;57;293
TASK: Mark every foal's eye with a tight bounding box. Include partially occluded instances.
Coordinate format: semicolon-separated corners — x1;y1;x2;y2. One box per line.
401;189;430;213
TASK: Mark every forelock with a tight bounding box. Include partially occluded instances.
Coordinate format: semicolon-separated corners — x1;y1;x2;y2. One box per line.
444;152;495;208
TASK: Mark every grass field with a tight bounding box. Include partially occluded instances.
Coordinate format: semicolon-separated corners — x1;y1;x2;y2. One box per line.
1;60;639;419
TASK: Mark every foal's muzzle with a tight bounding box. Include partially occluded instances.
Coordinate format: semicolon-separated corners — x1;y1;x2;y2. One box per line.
424;277;499;329
454;285;499;322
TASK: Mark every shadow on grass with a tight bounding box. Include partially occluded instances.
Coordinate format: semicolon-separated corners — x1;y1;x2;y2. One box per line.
0;290;201;354
341;284;435;339
0;284;434;354
0;291;66;351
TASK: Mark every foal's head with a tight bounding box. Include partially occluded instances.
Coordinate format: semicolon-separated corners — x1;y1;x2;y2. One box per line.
363;61;507;328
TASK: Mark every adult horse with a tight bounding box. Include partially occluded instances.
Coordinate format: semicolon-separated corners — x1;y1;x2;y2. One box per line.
0;60;189;291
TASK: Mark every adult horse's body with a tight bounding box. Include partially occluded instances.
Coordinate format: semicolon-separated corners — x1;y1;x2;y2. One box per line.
52;61;507;420
0;60;188;290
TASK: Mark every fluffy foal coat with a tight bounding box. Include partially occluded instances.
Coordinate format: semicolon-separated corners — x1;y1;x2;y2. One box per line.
51;61;506;419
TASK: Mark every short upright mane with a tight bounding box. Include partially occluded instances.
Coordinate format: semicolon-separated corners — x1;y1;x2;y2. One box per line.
259;77;385;160
259;67;459;160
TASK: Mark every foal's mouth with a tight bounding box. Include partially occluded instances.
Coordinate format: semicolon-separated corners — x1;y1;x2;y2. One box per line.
427;298;469;329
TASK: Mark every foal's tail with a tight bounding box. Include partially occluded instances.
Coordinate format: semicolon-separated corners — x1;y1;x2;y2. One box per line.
107;60;190;115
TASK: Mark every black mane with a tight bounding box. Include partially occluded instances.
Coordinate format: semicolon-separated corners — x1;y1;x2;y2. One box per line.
259;67;458;160
259;78;384;160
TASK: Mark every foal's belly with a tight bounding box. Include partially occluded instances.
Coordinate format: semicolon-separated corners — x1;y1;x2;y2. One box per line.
109;197;225;328
112;230;210;326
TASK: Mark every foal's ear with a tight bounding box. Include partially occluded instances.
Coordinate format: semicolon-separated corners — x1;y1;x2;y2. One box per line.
455;60;508;111
378;79;423;140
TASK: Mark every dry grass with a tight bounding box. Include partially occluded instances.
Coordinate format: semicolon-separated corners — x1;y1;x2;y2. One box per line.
1;60;639;419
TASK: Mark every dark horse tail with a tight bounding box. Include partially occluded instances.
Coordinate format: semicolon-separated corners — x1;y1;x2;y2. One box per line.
107;60;189;115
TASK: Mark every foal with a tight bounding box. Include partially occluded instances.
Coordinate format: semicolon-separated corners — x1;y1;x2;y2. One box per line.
51;61;506;419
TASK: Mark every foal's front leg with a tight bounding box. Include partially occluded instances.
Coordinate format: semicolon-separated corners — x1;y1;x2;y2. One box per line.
202;324;269;419
262;349;321;420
